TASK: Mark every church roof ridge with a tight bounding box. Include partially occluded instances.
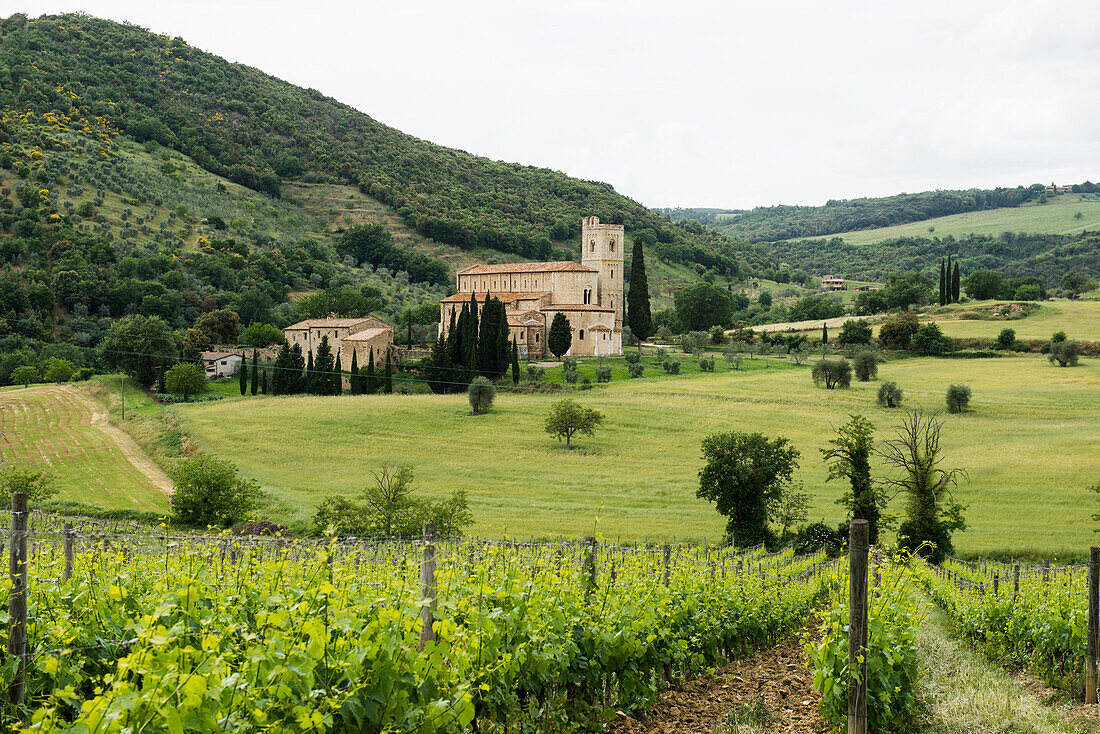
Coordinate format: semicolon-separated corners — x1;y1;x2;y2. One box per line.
457;261;598;275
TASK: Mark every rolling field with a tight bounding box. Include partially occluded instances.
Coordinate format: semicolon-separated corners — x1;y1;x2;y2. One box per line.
799;193;1100;246
933;299;1100;341
181;354;1100;557
0;385;171;511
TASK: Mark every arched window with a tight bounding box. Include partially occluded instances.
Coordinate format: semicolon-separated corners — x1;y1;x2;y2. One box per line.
579;329;585;341
609;238;615;251
610;268;615;280
535;333;540;343
590;240;596;252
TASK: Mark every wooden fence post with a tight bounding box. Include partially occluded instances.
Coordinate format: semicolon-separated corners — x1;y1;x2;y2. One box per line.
419;524;437;651
1013;564;1020;599
993;574;999;597
662;544;671;588
848;519;869;734
1043;560;1050;584
63;522;74;582
1087;546;1099;704
8;492;28;709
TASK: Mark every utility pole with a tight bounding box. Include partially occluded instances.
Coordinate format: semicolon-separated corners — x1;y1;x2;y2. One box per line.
120;374;125;421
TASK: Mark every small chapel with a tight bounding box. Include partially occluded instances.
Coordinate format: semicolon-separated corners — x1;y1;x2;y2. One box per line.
439;216;624;358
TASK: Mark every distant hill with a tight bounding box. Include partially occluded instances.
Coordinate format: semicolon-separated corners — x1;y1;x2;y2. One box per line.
0;12;769;278
652;207;744;227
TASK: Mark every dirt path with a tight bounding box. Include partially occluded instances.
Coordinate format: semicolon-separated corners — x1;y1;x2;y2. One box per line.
606;635;826;734
57;385;173;495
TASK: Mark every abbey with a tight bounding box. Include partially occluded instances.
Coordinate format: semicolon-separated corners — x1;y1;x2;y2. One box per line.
440;217;624;358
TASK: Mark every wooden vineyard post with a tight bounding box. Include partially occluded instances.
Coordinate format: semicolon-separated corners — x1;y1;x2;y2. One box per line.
63;522;75;581
662;544;671;588
1087;547;1099;704
993;574;999;597
8;492;27;709
848;519;869;734
419;524;437;651
1014;564;1020;599
1043;560;1050;584
583;536;597;595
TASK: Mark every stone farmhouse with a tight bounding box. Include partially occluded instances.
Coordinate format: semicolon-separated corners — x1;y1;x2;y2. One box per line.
199;351;243;379
440;216;624;358
283;317;394;372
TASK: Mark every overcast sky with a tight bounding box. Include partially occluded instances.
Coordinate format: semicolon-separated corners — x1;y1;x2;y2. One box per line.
9;0;1100;208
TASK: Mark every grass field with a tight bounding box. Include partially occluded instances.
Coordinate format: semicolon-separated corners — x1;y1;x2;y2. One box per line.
0;384;170;511
180;354;1100;557
933;299;1100;341
799;193;1100;246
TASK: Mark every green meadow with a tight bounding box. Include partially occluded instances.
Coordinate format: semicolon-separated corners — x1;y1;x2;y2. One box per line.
933;299;1100;341
180;354;1100;558
800;193;1100;246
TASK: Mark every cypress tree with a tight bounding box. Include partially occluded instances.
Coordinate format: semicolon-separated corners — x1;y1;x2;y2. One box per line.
952;262;960;303
383;350;393;394
427;334;450;394
496;301;510;379
314;336;336;395
945;254;952;304
407;309;414;348
822;322;828;344
511;338;520;386
333;350;343;396
938;257;946;306
464;294;479;383
239;358;247;395
448;306;463;368
305;349;316;394
365;347;377;394
478;293;497;377
289;344;306;394
261;369;269;395
627;238;653;355
349;349;359;395
271;344;290;395
157;365;167;395
250;350;259;396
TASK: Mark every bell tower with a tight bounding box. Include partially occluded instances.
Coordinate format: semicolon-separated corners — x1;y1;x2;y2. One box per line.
580;216;625;325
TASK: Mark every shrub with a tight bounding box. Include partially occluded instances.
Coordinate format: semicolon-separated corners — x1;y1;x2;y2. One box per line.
563;367;579;384
562;356;579;371
579;377;593;390
680;331;706;353
709;325;727;344
911;322;953;356
169;455;262;528
655;348;667;362
811;358;851;389
468;376;496;414
662;360;681;374
628;362;644;378
526;365;545;382
594;365;612;383
10;365;40;387
624;351;640;365
698;358;715;372
837;319;872;346
165;363;208;401
945;384;971;413
995;327;1016;350
852;351;878;381
877;381;903;408
878;312;920;350
0;468;58;504
1048;339;1080;367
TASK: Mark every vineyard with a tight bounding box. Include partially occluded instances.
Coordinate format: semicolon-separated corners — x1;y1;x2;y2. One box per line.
0;505;840;732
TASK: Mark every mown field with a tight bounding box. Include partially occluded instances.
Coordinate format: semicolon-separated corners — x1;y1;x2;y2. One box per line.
933;299;1100;341
180;353;1100;557
798;193;1100;246
0;384;170;511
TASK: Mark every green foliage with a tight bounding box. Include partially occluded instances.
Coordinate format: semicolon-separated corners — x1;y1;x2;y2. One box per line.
467;376;496;415
698;358;715;372
945;384;971;413
627;238;652;344
544;398;603;450
883;270;934;310
994;327;1016;349
662;360;681;375
822;415;884;544
548;312;572;358
911;322;954;356
788;295;844;322
526;365;545;382
674;281;734;331
164;362;207;401
852;350;878;382
811;358;851;389
878;311;920;350
1048;339;1080;367
239;322;284;348
963;269;1005;300
837;319;872;346
809;558;923;731
0;467;58;503
627;362;644;378
42;357;75;383
696;431;800;546
877;381;903;408
100;314;179;388
168;454;263;528
594;365;612;383
11;364;39;387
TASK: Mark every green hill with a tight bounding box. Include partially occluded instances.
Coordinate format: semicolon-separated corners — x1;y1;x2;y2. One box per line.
0;12;768;277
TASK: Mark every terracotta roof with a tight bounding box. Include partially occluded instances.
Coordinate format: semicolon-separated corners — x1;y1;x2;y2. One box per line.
200;351;243;361
440;291;551;304
342;327;393;342
540;304;615;312
457;261;597;275
285;317;382;330
588;324;612;331
507;313;544;327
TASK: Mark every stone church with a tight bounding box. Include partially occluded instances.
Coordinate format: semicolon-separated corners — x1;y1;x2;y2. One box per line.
439;216;624;358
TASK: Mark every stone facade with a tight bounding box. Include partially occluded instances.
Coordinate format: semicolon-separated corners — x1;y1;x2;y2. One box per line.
440;217;624;357
283;316;392;368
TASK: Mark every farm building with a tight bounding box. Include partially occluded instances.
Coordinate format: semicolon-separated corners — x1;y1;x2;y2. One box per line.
283;317;393;371
200;351;244;379
440;216;623;357
821;275;846;292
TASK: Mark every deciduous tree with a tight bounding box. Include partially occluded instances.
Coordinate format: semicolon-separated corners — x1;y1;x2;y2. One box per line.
544;398;603;450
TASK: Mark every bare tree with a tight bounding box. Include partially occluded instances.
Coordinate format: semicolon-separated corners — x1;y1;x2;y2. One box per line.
361;464;417;536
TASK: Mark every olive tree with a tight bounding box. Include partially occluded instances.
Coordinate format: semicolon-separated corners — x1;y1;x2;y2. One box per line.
852;350;878;381
811;358;851;389
945;384;971;413
877;381;903;408
165;363;208;401
544;398;603;450
468;376;496;414
1048;339;1080;367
